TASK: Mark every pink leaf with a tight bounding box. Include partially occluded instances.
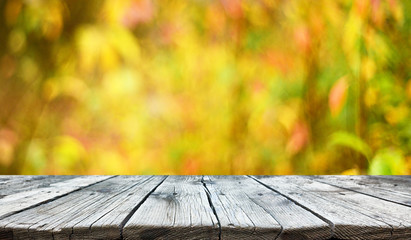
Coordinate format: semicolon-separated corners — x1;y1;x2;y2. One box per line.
294;26;311;54
286;121;309;155
329;76;349;117
122;0;154;28
220;0;242;19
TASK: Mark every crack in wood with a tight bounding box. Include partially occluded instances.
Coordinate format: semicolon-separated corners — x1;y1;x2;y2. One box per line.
0;176;410;239
201;176;222;240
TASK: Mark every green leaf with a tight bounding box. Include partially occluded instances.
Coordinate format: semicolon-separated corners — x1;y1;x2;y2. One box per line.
368;148;407;175
329;131;372;160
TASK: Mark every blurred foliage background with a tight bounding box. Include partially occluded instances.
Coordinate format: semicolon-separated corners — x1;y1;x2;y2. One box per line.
0;0;410;175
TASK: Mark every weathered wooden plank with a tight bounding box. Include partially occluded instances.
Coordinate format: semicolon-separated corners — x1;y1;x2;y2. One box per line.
123;176;219;240
372;175;411;181
311;175;411;207
0;175;74;197
0;175;112;220
70;176;166;240
299;176;411;239
204;176;331;240
253;176;395;240
0;176;165;240
368;175;411;193
0;175;410;240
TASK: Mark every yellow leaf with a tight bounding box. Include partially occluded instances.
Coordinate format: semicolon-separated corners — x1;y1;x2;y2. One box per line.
52;136;86;174
364;87;378;107
341;168;360;175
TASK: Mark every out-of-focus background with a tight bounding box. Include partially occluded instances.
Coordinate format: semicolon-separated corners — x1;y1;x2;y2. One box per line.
0;0;410;175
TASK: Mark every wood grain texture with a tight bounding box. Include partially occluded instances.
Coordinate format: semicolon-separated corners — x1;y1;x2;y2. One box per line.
0;176;74;197
253;176;397;240
71;175;166;240
0;175;112;220
303;176;411;239
0;176;165;240
123;176;219;240
0;175;410;240
204;176;331;240
311;175;411;207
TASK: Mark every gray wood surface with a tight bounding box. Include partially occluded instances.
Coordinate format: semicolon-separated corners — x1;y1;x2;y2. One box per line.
0;175;410;240
0;176;165;240
253;176;395;239
0;176;74;197
311;175;411;207
254;176;411;239
123;176;220;240
0;175;112;219
204;176;331;240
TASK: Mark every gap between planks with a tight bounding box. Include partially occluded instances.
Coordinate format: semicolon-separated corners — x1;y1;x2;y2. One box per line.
1;176;224;240
248;175;335;238
0;175;116;220
0;176;335;240
2;176;409;240
0;176;168;240
118;176;168;239
307;176;411;208
251;176;411;239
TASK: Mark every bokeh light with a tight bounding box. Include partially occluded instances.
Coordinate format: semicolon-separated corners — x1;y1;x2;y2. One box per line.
0;0;410;175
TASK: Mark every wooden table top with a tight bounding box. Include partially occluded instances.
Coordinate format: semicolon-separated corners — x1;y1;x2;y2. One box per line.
0;175;410;240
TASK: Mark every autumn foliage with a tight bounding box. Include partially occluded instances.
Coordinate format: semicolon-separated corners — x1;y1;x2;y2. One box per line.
0;0;410;175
